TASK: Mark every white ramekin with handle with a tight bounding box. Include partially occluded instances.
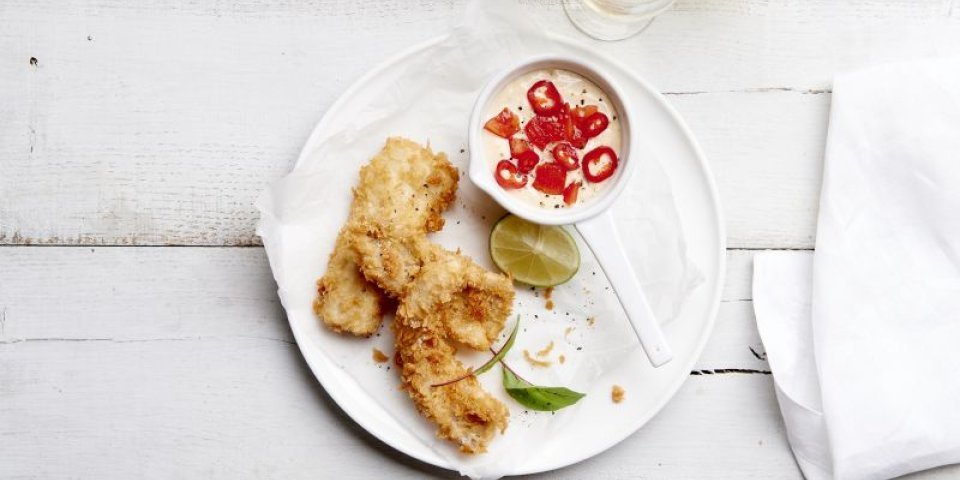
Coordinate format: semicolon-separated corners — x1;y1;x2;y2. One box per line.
468;55;673;367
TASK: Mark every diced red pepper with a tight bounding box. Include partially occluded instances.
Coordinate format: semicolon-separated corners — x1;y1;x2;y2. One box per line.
509;137;540;173
527;80;563;116
552;142;579;171
484;108;520;138
532;163;567;195
571;105;599;124
582;146;618;183
563;181;581;206
509;137;532;158
582;112;609;139
524;115;565;150
515;152;539;173
494;160;527;189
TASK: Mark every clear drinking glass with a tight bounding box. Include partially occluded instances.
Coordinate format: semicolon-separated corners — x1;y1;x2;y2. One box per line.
563;0;676;41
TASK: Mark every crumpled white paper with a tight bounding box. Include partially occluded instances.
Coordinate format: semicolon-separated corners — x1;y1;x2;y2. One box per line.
753;57;960;480
256;0;700;477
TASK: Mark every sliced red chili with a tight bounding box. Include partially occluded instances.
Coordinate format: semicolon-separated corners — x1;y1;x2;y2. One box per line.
552;142;579;171
527;80;563;116
494;160;527;189
563;181;581;206
509;137;540;173
524;115;565;150
532;163;567;195
561;113;588;149
582;112;609;139
582;146;618;183
484;108;520;138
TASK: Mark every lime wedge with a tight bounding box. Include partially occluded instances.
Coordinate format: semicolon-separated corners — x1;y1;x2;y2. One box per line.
489;214;580;287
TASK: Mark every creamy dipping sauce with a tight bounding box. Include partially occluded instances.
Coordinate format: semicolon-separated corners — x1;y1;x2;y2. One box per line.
483;68;622;209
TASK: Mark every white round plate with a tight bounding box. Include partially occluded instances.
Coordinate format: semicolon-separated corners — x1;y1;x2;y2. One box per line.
285;35;724;475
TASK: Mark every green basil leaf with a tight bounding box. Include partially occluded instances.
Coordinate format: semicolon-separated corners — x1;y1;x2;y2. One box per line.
473;315;520;376
501;365;535;389
502;367;586;412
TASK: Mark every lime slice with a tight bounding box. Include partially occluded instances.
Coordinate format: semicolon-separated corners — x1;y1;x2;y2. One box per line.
489;214;580;287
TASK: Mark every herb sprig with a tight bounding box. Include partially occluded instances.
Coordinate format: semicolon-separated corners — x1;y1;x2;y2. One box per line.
431;316;586;412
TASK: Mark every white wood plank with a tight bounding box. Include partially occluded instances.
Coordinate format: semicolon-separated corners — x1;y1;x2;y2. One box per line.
0;246;766;367
0;247;285;341
669;91;829;249
0;246;769;477
2;1;958;247
0;338;793;479
621;0;960;92
723;249;758;302
0;247;763;368
0;1;462;247
1;247;958;478
697;301;767;372
0;89;829;249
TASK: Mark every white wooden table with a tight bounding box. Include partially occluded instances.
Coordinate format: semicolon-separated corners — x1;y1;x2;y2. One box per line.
3;1;960;478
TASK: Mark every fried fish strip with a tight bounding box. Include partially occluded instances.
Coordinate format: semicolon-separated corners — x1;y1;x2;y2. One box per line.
313;232;385;336
313;138;459;336
357;227;514;454
391;247;513;452
349;228;435;297
351;231;514;350
318;137;513;453
393;320;509;454
345;138;458;295
397;244;514;350
342;140;511;347
349;138;458;236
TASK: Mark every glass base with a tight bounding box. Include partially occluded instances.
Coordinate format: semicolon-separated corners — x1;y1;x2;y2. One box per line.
562;0;667;41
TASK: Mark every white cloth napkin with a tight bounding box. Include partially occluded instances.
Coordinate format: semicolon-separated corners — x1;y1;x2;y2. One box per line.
753;57;960;480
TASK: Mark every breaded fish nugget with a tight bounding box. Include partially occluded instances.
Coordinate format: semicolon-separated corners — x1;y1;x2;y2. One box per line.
393;320;509;454
317;138;513;453
398;246;514;351
314;138;458;336
313;232;385;336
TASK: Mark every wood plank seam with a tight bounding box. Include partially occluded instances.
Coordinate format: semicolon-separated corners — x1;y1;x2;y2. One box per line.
691;369;771;375
0;336;296;346
663;87;831;96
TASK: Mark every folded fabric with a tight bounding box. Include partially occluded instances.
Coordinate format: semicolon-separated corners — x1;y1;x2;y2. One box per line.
753;57;960;480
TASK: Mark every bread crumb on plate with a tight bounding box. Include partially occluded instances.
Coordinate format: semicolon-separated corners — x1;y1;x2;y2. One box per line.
372;348;390;363
535;341;555;357
523;349;552;367
612;384;625;404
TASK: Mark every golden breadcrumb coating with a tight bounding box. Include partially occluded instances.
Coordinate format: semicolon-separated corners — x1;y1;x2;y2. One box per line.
398;245;514;350
393;320;509;454
350;138;458;237
314;138;458;336
315;137;514;453
345;137;458;295
359;233;513;452
349;228;436;297
313;232;385;336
